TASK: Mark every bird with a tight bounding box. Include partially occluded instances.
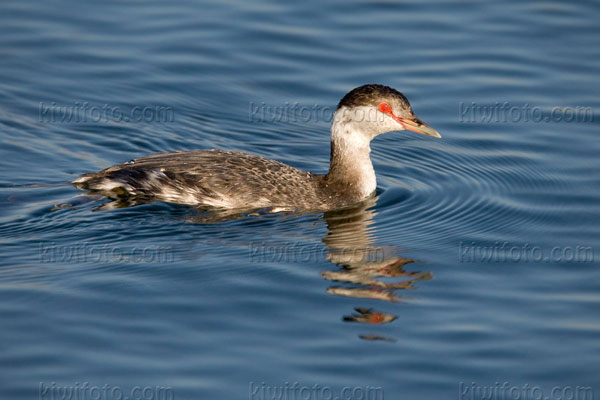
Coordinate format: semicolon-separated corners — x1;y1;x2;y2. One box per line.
72;84;441;211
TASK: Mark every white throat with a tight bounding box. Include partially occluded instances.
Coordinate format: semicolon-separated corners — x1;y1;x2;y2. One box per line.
328;108;377;198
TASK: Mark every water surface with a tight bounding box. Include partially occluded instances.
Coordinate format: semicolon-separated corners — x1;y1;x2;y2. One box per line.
1;0;599;399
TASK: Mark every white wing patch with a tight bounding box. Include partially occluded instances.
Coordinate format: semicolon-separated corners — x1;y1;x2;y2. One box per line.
71;175;91;184
96;179;135;194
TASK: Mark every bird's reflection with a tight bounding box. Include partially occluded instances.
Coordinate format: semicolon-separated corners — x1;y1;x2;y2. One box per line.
343;308;397;324
179;195;431;339
321;196;432;340
72;191;432;341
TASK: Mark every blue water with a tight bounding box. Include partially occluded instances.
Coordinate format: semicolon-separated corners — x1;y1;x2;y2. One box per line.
1;1;599;399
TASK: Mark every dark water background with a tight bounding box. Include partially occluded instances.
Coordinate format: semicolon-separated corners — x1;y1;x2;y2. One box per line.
1;1;599;399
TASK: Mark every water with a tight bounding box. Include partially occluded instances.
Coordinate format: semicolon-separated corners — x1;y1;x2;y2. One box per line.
1;0;599;399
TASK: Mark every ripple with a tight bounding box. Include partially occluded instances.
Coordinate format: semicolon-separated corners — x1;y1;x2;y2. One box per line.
1;0;600;399
372;133;573;247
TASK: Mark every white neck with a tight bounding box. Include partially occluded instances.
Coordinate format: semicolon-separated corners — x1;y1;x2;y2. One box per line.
327;108;377;198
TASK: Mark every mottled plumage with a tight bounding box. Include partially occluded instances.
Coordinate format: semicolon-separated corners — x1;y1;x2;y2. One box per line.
73;84;440;211
73;150;330;209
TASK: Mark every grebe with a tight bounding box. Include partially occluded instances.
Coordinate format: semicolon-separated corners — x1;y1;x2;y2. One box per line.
73;84;441;210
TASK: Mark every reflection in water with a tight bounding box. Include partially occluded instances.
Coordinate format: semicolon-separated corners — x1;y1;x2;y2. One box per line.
75;192;432;341
343;308;397;324
322;197;432;340
181;195;432;341
358;334;398;343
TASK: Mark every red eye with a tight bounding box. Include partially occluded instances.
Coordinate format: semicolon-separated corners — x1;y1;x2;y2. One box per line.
378;103;391;113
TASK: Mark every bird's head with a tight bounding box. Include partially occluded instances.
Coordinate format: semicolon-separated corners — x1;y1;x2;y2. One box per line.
333;84;441;142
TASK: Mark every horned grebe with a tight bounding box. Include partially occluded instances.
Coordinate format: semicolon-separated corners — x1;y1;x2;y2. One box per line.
73;84;441;211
